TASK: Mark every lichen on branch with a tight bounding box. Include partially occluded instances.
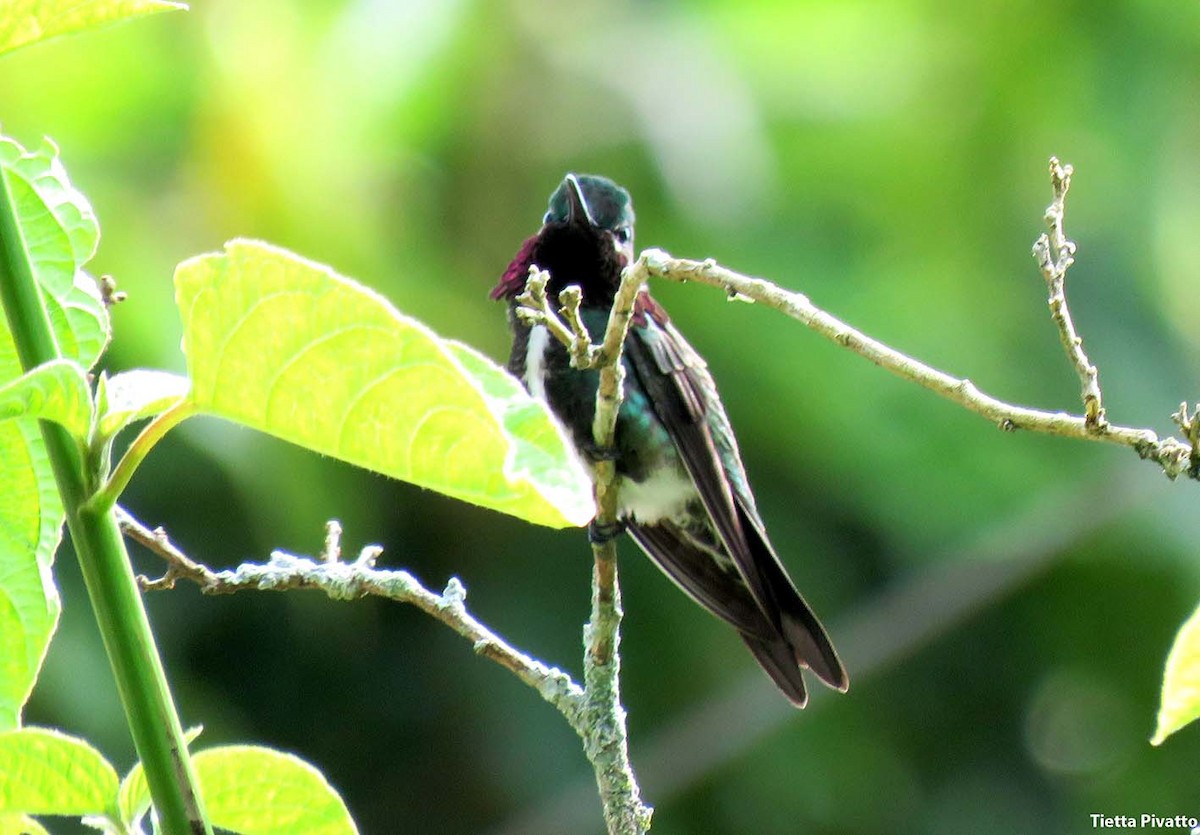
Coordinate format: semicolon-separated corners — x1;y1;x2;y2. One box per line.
622;160;1196;482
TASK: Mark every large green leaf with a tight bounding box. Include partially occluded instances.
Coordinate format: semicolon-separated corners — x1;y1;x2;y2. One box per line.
193;745;356;835
0;0;186;57
0;136;109;729
0;727;118;817
0;360;93;441
175;239;593;528
120;741;354;835
0;138;108;370
1151;601;1200;745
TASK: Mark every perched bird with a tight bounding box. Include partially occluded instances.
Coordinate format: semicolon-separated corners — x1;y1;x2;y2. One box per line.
491;174;847;706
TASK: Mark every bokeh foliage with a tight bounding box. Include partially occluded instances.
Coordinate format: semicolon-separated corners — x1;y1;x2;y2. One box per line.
3;1;1200;832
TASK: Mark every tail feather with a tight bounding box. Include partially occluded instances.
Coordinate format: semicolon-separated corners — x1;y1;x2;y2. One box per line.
741;633;810;707
735;502;849;693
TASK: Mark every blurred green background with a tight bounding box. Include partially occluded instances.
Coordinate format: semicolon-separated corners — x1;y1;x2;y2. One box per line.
5;1;1200;832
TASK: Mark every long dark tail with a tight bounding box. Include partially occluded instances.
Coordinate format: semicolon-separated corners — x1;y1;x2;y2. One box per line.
737;504;848;706
628;511;848;707
740;610;848;708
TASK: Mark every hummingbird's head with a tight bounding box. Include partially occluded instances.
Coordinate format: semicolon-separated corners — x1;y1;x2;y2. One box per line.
491;173;636;305
543;174;636;265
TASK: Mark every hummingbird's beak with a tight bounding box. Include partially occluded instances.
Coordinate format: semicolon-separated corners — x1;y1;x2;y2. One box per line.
563;174;595;228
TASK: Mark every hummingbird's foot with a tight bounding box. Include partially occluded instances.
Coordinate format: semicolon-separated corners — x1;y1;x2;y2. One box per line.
581;442;621;463
588;518;626;544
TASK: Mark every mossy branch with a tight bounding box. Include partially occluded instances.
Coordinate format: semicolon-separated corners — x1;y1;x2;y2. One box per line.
623;160;1196;482
511;253;656;833
127;506;652;832
123;515;585;711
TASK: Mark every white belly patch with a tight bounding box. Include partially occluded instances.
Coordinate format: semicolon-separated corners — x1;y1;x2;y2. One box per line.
618;464;696;524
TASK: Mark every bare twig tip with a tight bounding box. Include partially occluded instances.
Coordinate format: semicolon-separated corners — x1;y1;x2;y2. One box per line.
442;576;467;606
354;545;383;569
322;520;342;563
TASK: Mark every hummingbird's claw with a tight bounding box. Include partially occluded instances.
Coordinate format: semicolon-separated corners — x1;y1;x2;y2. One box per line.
588;518;627;545
581;442;621;463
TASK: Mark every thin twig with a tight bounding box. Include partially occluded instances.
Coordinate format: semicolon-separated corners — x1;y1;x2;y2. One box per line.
122;510;585;714
1171;403;1200;479
577;262;653;834
320;519;341;563
514;259;654;831
632;249;1195;481
1032;158;1106;428
515;266;596;369
556;285;595;370
118;506;216;591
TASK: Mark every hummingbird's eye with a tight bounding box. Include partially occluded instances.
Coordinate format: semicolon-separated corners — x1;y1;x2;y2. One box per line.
614;225;633;245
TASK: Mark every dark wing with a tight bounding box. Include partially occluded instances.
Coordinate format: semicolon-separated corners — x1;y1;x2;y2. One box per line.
627;514;775;638
622;302;848;703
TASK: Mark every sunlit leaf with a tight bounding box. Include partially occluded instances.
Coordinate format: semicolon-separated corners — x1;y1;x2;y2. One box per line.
0;138;108;370
0;418;58;732
1151;601;1200;745
96;369;189;439
0;813;49;835
0;728;118;816
193;745;357;835
0;360;93;441
174;239;593;528
442;339;595;524
0;0;186;57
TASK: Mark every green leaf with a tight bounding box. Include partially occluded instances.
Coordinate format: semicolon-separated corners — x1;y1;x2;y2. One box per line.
0;0;187;57
0;135;111;728
0;138;98;271
0;360;93;440
193;745;357;835
441;339;596;523
0;138;109;370
0;813;49;835
0;418;60;732
96;369;189;439
1151;601;1200;745
0;727;118;816
175;239;593;528
117;724;202;828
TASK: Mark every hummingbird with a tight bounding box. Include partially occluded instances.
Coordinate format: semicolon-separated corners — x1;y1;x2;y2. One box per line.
491;173;848;706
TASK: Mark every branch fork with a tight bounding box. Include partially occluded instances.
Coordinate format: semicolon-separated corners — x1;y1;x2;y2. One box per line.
515;266;597;370
1171;403;1200;478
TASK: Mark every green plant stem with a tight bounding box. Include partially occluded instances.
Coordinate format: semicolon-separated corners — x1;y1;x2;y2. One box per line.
92;399;196;512
0;168;211;834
